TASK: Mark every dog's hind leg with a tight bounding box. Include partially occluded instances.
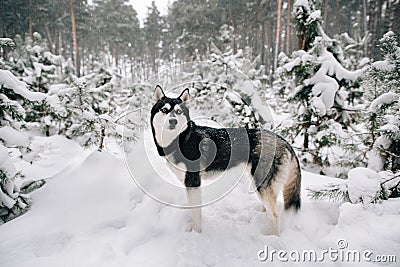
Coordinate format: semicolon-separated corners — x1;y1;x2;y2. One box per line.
258;187;280;236
283;155;301;211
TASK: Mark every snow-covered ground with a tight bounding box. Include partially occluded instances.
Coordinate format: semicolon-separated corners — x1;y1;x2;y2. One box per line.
0;134;399;266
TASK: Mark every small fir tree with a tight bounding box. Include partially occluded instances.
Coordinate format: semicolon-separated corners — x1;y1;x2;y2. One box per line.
363;31;400;172
0;66;47;223
275;0;365;176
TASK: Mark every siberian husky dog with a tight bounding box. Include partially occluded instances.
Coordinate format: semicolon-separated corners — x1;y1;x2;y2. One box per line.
150;85;301;235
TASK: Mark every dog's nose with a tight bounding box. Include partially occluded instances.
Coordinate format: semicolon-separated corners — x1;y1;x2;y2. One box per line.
169;118;178;126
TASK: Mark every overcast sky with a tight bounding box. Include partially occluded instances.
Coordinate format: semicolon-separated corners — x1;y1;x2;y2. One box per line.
129;0;174;26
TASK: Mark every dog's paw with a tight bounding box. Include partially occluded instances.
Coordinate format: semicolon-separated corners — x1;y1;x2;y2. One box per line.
185;223;193;232
185;223;202;233
260;223;280;236
192;224;202;233
255;204;266;212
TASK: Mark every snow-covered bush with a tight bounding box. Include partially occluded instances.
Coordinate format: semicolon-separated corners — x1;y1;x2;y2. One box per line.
55;72;137;150
3;33;65;136
363;31;400;172
0;69;46;223
206;26;271;128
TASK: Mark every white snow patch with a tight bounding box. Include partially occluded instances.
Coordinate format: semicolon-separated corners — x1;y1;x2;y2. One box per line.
0;135;399;266
0;126;29;147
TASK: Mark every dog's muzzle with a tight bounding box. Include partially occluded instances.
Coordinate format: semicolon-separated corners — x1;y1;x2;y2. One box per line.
168;118;178;129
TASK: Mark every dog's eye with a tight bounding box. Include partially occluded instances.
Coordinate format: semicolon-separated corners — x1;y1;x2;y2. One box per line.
161;108;168;113
175;109;182;115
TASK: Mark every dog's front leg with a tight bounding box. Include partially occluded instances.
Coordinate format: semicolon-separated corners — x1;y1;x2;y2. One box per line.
187;187;201;233
185;171;201;233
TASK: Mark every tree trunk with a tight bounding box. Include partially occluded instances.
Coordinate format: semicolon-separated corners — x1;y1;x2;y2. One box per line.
368;0;376;58
286;0;292;54
254;2;260;56
98;125;105;152
362;0;368;55
231;14;237;54
323;0;329;29
29;0;33;38
335;0;340;35
303;127;309;149
274;0;282;71
394;2;400;42
70;0;80;77
44;21;55;54
115;43;119;68
376;0;384;51
261;20;266;66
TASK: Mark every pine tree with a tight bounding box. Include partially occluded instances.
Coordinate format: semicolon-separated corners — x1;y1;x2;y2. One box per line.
275;0;365;176
363;31;400;172
5;33;65;136
57;65;136;151
206;25;271;128
0;43;47;222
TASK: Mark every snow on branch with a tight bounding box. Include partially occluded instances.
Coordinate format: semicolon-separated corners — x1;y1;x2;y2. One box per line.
0;38;15;48
308;167;399;205
0;70;46;102
369;92;399;112
304;48;363;115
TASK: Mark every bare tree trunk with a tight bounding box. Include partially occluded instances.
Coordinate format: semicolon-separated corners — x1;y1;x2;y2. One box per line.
323;0;329;29
393;2;400;41
363;0;368;34
254;2;260;56
29;0;33;38
367;0;375;58
384;0;392;32
376;0;384;47
286;0;292;54
303;127;309;149
98;125;105;152
241;21;247;48
44;21;55;54
335;0;340;35
268;19;274;74
115;43;119;68
80;47;84;76
70;0;80;77
231;16;237;55
59;29;66;58
274;0;282;71
261;20;266;66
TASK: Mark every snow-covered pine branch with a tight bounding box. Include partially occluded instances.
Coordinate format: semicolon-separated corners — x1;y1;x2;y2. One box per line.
307;167;400;205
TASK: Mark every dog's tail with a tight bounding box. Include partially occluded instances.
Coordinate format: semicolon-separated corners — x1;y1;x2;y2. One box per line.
283;153;301;211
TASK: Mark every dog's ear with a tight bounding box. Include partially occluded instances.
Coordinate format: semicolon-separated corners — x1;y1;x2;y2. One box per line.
153;85;165;103
179;88;190;104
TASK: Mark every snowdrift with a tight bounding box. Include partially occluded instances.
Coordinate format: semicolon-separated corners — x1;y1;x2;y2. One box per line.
0;136;399;266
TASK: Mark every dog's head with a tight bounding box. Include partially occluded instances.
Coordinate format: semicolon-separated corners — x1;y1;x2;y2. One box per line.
150;85;190;148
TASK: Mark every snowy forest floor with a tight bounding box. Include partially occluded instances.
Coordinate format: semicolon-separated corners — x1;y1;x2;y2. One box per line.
0;133;399;267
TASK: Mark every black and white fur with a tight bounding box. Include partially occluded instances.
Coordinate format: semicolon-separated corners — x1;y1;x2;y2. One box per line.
150;85;301;235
